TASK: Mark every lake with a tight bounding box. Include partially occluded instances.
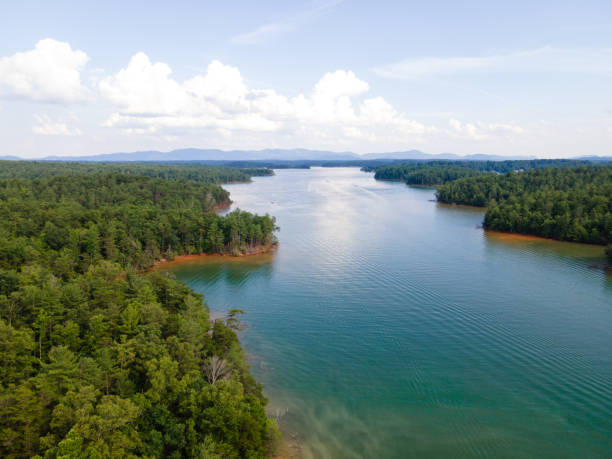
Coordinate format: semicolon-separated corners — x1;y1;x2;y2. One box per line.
163;167;612;458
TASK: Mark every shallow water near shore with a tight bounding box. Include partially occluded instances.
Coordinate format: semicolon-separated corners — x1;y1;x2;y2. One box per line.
164;168;612;458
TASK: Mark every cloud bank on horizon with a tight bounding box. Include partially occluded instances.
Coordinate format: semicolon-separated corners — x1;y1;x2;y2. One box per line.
98;52;435;141
0;38;533;156
0;1;610;159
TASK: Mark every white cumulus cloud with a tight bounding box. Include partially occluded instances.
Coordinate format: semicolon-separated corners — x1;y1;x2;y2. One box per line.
99;52;187;115
99;54;432;144
0;39;91;103
449;118;524;140
32;114;82;136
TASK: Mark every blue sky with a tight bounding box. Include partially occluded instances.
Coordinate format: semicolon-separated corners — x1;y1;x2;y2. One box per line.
1;0;611;158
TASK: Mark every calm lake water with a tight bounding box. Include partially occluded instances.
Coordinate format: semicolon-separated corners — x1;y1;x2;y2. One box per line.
164;168;612;458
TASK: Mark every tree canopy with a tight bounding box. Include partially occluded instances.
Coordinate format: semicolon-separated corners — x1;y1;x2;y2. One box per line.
0;160;273;183
0;166;279;458
371;159;594;185
435;166;612;246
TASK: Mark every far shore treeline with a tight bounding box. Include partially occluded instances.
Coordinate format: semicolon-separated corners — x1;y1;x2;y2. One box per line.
369;159;595;185
436;166;612;246
0;160;274;183
0;162;279;457
369;160;612;260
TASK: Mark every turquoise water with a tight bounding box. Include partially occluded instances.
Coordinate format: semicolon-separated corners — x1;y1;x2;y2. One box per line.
165;168;612;458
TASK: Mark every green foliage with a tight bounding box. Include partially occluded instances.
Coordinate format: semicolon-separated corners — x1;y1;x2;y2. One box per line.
374;163;481;184
0;160;273;183
372;159;593;185
0;165;278;457
0;173;277;270
436;166;612;245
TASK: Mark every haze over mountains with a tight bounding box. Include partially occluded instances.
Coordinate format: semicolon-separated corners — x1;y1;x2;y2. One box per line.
0;149;537;162
1;149;610;162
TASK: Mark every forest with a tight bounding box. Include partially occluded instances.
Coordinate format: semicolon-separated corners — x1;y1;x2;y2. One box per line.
0;160;273;183
435;166;612;252
373;163;482;184
371;159;594;185
0;165;279;457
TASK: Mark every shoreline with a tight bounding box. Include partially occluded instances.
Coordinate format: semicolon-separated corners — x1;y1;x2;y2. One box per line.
484;230;610;271
220;179;251;185
436;200;609;250
436;201;486;211
484;229;609;248
213;200;233;211
484;229;564;243
149;243;278;270
273;433;304;459
374;178;456;188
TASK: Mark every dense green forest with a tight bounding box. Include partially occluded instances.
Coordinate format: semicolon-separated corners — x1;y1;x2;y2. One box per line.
435;166;612;248
371;159;595;184
370;159;594;185
0;170;279;457
373;163;482;184
0;161;273;183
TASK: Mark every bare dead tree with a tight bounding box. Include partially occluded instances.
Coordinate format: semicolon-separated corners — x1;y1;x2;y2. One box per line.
203;355;231;384
226;308;247;332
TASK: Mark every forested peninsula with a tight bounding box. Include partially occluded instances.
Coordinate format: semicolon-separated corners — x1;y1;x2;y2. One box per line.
0;160;273;183
436;166;612;246
0;162;279;458
370;159;593;186
370;161;612;261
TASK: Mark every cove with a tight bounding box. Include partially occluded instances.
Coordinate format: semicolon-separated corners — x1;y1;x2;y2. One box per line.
163;167;612;458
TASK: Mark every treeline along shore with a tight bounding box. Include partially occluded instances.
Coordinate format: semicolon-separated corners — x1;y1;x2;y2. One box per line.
0;160;274;182
0;161;280;458
369;160;612;262
369;159;595;185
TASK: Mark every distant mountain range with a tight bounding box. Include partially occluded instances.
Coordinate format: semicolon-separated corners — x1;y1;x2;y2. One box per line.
0;149;610;162
572;155;612;162
1;148;537;162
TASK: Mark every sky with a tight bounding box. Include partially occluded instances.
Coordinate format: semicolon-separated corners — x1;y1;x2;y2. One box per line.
1;0;611;158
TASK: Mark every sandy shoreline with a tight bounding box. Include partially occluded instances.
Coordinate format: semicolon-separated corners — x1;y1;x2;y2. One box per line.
272;434;304;459
484;229;609;247
213;201;232;211
484;229;565;243
149;243;278;270
435;201;608;249
148;240;297;456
